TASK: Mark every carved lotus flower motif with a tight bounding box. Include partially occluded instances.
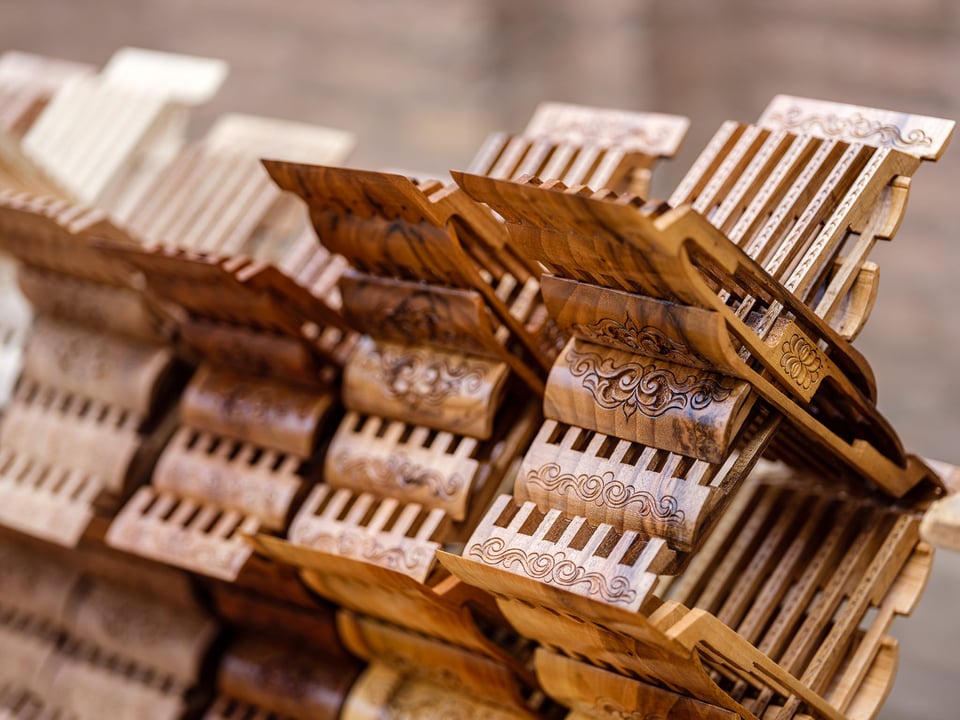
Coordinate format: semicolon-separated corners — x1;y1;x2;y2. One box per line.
780;333;822;390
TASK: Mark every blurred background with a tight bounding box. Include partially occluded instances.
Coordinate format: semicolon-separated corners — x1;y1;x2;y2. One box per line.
2;0;959;716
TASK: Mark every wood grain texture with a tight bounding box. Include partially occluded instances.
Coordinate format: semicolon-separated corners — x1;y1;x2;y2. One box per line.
17;266;167;343
213;631;362;720
341;663;539;720
535;649;738;720
250;533;527;671
338;611;535;712
0;534;216;720
181;364;334;458
265;161;556;387
21;315;174;418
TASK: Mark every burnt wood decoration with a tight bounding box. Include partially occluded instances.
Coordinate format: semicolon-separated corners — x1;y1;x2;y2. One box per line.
441;96;956;720
0;81;957;720
255;102;689;719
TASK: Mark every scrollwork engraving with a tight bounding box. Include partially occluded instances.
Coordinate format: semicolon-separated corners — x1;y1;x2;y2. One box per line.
300;530;432;574
767;106;933;149
526;463;684;525
566;346;732;418
333;454;463;499
570;314;711;368
371;345;486;408
467;537;637;605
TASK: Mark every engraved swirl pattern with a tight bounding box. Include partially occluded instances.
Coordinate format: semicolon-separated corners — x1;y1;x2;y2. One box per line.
768;106;934;149
570;315;711;368
467;537;637;605
333;454;463;499
566;346;732;419
301;530;432;573
372;345;486;408
526;463;685;525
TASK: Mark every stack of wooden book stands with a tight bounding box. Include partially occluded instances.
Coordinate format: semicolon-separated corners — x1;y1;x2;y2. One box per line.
0;47;958;720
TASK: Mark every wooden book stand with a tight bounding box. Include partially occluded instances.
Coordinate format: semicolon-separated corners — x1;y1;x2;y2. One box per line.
0;533;216;720
469;101;689;197
439;96;955;719
96;119;355;584
0;51;94;194
0;115;354;551
102;249;354;581
203;587;363;720
0;52;97;414
99;109;357;579
0;51;95;139
19;47;228;220
0;194;174;547
262;101;689;577
250;103;688;719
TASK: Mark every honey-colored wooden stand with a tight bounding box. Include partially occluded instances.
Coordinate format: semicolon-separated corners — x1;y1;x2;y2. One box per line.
250;102;689;718
441;96;955;720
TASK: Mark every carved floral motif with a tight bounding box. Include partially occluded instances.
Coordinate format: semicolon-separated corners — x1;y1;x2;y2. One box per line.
467;537;637;605
566;347;732;419
779;333;822;390
371;345;486;409
333;453;464;499
526;463;684;525
767;106;933;149
570;315;711;368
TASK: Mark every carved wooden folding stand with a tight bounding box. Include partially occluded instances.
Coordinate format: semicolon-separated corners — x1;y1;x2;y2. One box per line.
0;48;228;415
0;52;96;419
441;96;955;719
249;103;689;719
203;587;363;720
0;197;179;548
0;533;216;720
99;120;355;583
0;113;352;552
15;47;228;221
